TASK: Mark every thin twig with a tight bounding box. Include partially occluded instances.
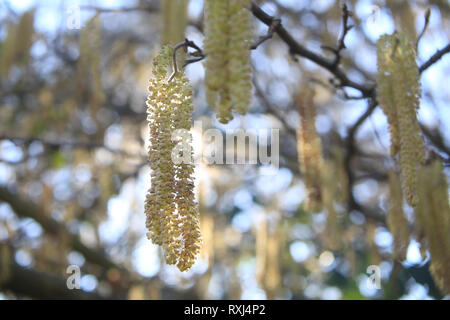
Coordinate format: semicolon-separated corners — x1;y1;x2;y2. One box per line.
168;39;205;82
416;8;431;50
250;18;281;50
419;42;450;73
322;3;354;67
250;2;373;97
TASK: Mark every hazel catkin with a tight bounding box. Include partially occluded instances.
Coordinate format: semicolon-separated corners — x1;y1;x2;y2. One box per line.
145;46;201;271
376;32;425;207
204;0;253;123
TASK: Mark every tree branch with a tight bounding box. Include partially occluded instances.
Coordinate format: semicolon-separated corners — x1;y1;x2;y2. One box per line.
0;187;123;272
322;3;354;68
250;2;374;97
419;43;450;73
0;253;103;299
0;134;141;158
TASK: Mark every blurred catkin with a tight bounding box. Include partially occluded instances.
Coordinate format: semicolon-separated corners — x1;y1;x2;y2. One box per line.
322;160;341;250
204;0;253;123
145;46;201;272
161;0;188;46
386;170;410;261
77;15;105;113
0;10;35;76
255;217;281;299
297;86;323;212
416;162;450;294
376;32;425;207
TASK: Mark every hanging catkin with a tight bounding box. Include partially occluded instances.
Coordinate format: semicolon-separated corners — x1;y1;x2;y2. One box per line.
161;0;188;45
416;162;450;294
376;32;425;207
203;0;253;123
386;170;410;261
297;86;323;212
145;46;201;271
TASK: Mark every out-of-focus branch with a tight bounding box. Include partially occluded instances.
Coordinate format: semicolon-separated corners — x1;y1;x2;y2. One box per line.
416;8;431;50
420;124;450;163
0;249;103;299
0;187;123;272
250;18;281;50
322;4;354;68
419;43;450;73
0;134;141;158
250;2;374;97
79;3;159;14
344;99;385;224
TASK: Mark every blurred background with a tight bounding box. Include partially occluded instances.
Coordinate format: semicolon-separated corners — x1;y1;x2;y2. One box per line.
0;0;449;299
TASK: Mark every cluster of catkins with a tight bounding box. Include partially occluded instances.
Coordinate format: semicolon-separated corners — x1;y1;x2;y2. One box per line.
376;32;425;207
204;0;253;123
377;32;450;294
145;46;201;272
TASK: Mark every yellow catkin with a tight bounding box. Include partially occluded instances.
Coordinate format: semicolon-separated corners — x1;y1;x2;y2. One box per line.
145;46;201;271
376;32;425;207
297;86;323;212
204;0;253;123
161;0;188;45
416;162;450;294
386;170;410;261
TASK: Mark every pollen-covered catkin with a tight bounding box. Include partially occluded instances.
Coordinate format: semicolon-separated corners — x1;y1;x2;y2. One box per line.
416;162;450;294
376;32;425;207
204;0;253;123
297;86;323;212
145;46;201;271
386;170;410;261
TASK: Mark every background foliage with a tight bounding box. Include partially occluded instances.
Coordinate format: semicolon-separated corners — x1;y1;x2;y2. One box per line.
0;0;449;299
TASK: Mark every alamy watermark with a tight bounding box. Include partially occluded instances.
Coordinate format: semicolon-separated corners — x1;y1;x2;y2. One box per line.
171;120;280;175
66;5;81;30
66;265;81;289
366;265;381;290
